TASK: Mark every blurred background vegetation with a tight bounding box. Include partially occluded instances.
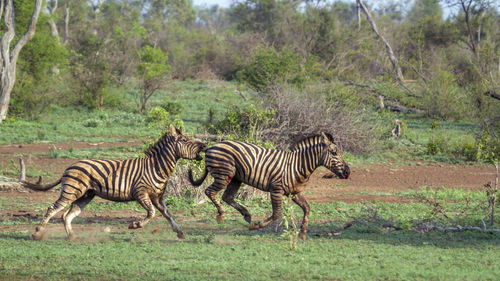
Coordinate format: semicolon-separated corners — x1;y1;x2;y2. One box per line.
1;0;499;162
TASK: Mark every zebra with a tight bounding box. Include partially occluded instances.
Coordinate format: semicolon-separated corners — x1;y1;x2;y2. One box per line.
22;125;207;241
188;132;350;240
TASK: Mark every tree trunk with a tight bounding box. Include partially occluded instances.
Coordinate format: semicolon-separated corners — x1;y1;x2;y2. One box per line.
357;0;404;82
43;0;59;40
0;0;43;123
63;2;70;44
357;0;361;31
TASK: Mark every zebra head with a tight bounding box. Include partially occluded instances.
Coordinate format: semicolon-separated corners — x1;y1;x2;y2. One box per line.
320;132;350;179
168;125;208;161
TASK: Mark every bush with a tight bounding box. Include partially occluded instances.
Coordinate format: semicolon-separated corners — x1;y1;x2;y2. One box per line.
426;141;438;155
236;47;305;92
261;83;379;153
205;104;275;143
160;101;183;116
146;107;170;129
422;68;469;120
460;140;477;161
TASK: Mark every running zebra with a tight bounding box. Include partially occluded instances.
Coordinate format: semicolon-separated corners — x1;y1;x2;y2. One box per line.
23;125;207;241
188;133;350;240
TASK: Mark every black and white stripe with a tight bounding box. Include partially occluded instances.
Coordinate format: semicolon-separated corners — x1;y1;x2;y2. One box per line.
24;125;207;241
188;132;349;240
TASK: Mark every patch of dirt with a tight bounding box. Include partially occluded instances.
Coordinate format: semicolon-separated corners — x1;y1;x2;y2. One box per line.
0;141;142;183
304;163;495;203
0;141;142;155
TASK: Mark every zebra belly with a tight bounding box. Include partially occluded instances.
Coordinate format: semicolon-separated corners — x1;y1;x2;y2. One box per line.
93;188;133;202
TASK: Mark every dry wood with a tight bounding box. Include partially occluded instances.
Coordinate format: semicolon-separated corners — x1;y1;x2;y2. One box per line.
19;158;25;182
357;0;404;82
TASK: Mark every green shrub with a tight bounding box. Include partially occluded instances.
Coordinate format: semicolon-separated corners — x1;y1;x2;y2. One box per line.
236;47;304;92
83;119;102;128
434;134;448;153
205;104;275;142
146;107;170;129
426;141;438;155
161;101;183;116
462;140;477;161
422;69;469;119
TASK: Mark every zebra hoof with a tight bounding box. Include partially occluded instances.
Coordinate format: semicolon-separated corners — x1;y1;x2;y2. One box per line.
299;231;307;241
244;215;252;224
32;230;46;241
177;231;185;240
128;221;142;229
216;214;225;224
68;234;80;242
249;222;260;230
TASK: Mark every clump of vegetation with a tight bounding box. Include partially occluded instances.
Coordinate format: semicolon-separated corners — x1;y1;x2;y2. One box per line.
205;104;275;144
236;47;305;93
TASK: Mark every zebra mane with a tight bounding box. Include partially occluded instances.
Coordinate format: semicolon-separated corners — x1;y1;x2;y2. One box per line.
144;133;175;157
291;134;333;151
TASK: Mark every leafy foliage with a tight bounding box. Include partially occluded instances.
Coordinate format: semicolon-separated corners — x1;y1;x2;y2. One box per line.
236;47;305;92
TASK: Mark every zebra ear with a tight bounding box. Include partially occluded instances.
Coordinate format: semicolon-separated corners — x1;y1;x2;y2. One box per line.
169;124;178;136
176;127;183;135
321;132;332;145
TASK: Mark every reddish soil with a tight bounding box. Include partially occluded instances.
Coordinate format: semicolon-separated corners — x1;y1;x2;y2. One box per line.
304;163;494;203
0;141;142;155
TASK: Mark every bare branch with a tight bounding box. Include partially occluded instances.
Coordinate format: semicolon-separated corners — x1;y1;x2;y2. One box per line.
357;0;404;82
11;0;44;63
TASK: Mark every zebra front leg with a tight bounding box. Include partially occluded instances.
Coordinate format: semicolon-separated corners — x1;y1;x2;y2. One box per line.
250;189;283;230
292;193;310;240
130;191;155;229
152;195;185;239
222;179;252;223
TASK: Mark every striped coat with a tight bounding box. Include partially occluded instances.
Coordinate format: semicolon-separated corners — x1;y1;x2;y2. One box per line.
189;133;349;240
24;125;207;241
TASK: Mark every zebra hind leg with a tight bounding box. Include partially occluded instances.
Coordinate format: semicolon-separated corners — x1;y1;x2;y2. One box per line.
250;188;284;231
32;194;74;241
62;190;95;241
222;179;252;223
130;190;155;229
205;176;230;224
152;195;185;239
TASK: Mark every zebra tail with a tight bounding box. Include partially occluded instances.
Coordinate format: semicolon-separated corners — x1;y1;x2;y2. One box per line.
188;167;208;187
22;176;61;191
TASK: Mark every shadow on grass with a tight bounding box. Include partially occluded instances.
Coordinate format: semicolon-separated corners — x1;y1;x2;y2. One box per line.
180;218;500;249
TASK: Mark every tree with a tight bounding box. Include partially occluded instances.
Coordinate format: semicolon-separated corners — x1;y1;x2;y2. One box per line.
0;0;43;122
136;45;170;113
357;0;404;82
11;2;69;120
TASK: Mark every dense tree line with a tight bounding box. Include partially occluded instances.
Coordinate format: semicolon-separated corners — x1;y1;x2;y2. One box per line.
1;0;499;127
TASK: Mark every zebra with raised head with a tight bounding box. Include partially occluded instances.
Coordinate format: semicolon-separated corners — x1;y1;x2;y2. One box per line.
188;133;350;240
23;125;207;241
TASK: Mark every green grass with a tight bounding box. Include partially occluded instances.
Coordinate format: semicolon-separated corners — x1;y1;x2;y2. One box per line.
0;188;499;280
0;107;149;144
0;80;250;144
148;80;253;132
0;221;498;280
49;145;145;160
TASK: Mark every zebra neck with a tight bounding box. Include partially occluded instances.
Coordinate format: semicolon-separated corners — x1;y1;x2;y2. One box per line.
149;143;177;182
292;144;324;183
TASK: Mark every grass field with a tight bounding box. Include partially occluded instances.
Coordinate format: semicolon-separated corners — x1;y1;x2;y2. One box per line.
0;80;498;280
0;193;499;280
